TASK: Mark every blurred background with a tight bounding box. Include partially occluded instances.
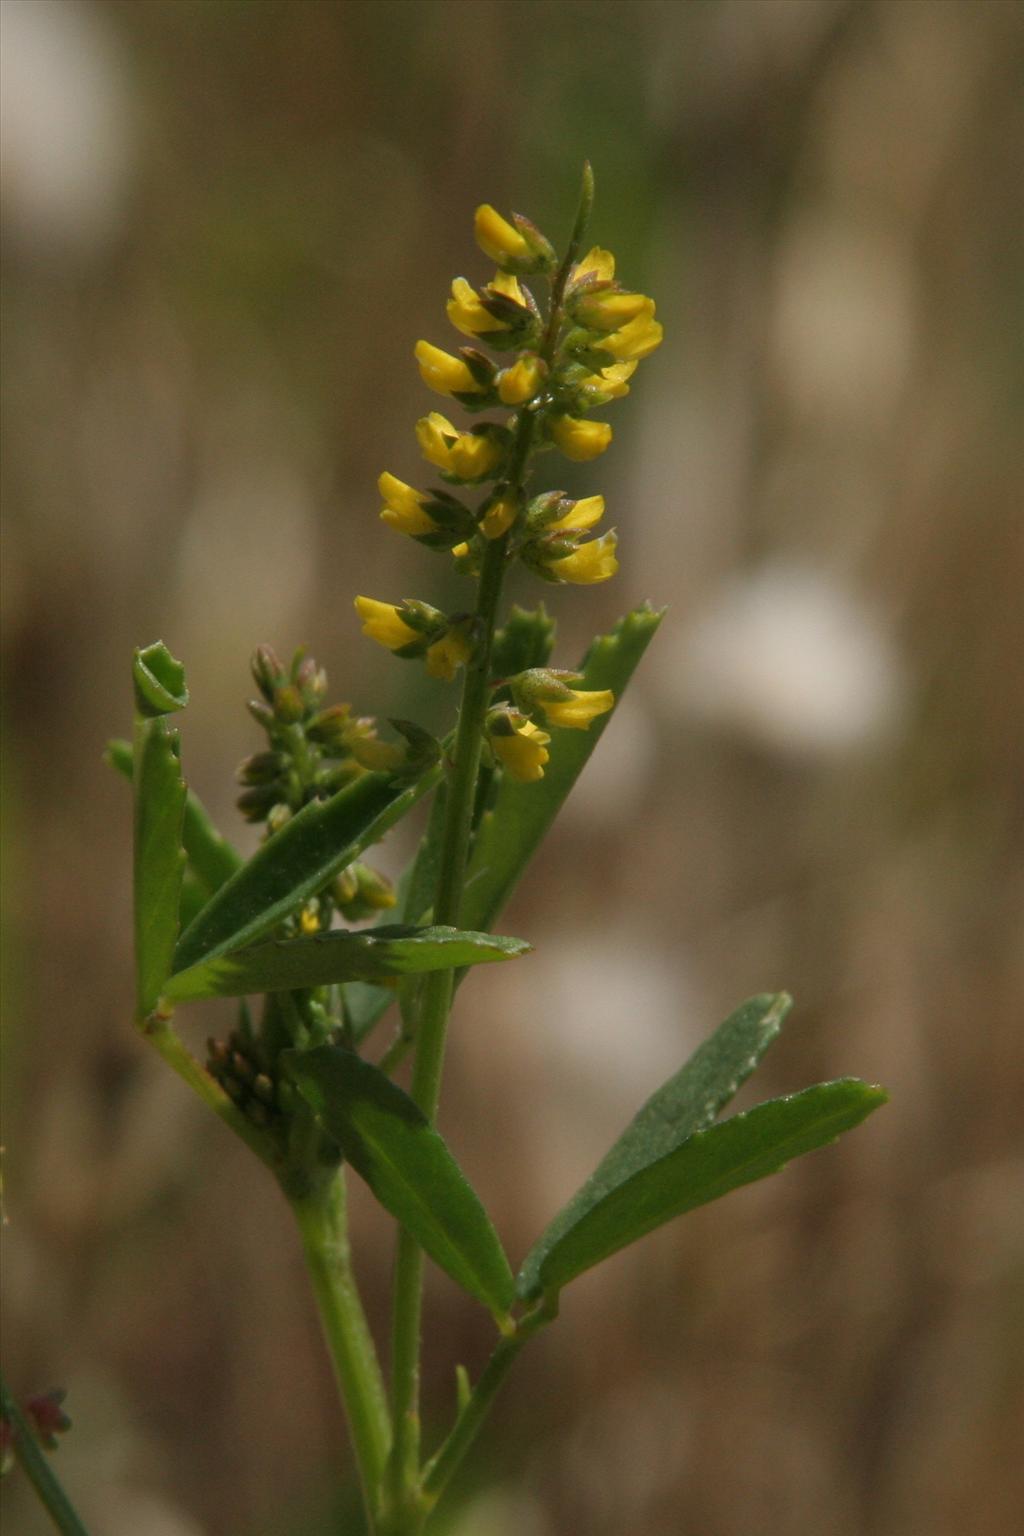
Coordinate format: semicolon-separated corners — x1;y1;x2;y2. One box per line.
2;0;1022;1532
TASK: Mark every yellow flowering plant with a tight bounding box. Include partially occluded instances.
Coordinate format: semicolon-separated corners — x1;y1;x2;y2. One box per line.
24;166;887;1536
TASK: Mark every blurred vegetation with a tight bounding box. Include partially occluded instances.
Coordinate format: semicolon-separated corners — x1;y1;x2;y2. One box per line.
2;1;1022;1533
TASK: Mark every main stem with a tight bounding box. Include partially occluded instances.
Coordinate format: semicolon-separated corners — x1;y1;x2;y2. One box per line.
385;165;595;1531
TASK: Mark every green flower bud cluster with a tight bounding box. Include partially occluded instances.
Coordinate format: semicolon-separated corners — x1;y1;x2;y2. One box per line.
238;644;403;827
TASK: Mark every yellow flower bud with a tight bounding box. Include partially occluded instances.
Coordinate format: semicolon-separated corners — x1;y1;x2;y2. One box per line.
497;354;545;406
491;719;551;782
451;541;472;559
474;204;531;264
600;312;663;361
480;496;517;540
575;291;654;331
354;596;421;652
415;412;504;480
538;688;614;730
549;414;613;462
300;903;321;935
378;472;439;537
414;340;484;397
548;532;619;585
425;628;473;682
571;246;616;285
545;494;605;534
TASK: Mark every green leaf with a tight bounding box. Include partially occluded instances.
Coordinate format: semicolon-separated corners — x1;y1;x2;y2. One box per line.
133;641;189;717
517;994;790;1295
171;762;442;978
108;737;242;895
286;1045;515;1318
460;603;664;934
164;924;530;1002
133;715;187;1016
518;1078;888;1300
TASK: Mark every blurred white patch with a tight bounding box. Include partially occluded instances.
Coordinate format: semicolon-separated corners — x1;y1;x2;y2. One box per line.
1;0;133;252
773;216;916;428
673;563;904;756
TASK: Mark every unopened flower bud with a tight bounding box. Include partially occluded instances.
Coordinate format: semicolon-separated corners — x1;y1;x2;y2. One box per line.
306;703;353;753
273;683;306;724
26;1391;71;1450
266;802;292;835
236;751;287;786
251;645;285;704
237;784;281;822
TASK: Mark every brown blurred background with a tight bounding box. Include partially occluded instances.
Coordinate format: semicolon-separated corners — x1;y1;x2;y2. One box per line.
2;1;1022;1532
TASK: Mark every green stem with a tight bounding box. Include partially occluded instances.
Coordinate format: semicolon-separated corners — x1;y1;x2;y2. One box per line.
0;1372;93;1536
292;1174;392;1524
384;166;595;1531
420;1304;554;1515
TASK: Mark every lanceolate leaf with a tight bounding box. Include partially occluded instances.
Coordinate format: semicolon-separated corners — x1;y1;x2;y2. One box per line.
108;737;242;895
517;994;790;1293
518;1078;888;1300
460;604;664;935
164;925;530;1002
171;762;443;979
133;718;187;1017
286;1045;515;1319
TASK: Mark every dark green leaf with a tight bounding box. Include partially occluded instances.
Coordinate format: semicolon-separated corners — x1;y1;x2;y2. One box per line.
517;994;790;1294
460;604;664;934
172;762;442;978
108;737;242;895
133;716;187;1016
518;1078;888;1299
165;924;530;1002
133;641;189;717
286;1045;515;1317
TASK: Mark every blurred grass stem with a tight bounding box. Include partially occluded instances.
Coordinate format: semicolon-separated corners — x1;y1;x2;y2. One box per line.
0;1372;93;1536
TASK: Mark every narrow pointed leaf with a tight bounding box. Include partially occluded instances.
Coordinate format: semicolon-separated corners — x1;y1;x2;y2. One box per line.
286;1045;515;1317
133;716;187;1016
518;1078;887;1299
172;762;442;978
518;993;790;1293
164;924;530;1002
460;604;664;934
108;737;242;895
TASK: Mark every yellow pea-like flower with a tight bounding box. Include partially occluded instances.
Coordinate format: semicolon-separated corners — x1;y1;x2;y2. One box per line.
378;472;438;537
575;291;654;331
415;412;504;480
577;361;638;402
549;414;613;462
548;532;619;585
600;312;663;362
497;354;545;406
447;277;507;338
571;246;616;285
492;719;551;782
545;494;605;534
474;204;531;264
414;340;484;397
538;688;615;730
425;629;473;682
354;596;421;652
480;496;518;540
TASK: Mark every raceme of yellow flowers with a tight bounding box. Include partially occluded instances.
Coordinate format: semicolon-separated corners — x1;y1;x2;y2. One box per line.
355;191;662;780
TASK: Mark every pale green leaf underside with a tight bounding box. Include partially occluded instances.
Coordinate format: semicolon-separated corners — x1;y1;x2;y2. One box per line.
163;924;530;1002
518;1078;888;1299
287;1045;515;1318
